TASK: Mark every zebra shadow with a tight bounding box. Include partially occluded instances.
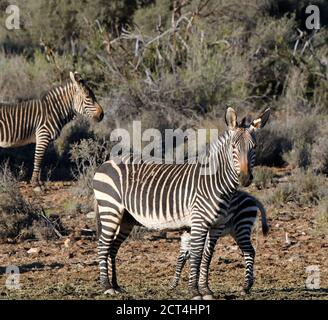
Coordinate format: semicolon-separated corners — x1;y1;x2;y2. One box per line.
0;262;64;275
245;287;328;299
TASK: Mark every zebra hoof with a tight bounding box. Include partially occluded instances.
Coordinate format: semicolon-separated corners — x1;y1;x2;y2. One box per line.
114;287;126;294
33;186;43;193
191;295;202;300
104;288;122;295
243;288;251;294
202;294;215;300
169;283;178;290
243;285;252;294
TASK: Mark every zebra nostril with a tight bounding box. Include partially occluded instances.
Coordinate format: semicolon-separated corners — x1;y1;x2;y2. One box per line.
98;111;104;122
239;172;252;187
93;107;104;122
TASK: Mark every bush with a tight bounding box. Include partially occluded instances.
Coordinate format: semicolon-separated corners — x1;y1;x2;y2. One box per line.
266;170;327;208
311;135;328;175
0;50;70;102
0;162;64;240
256;121;291;166
70;138;112;198
293;170;327;206
1;0;328;182
265;182;297;207
282;116;319;169
253;166;275;189
316;197;328;234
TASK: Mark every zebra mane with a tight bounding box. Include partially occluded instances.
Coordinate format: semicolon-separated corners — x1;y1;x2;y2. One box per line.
0;81;74;106
40;81;74;102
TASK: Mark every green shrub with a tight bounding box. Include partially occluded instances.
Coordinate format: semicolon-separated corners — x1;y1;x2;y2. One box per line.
70;138;112;198
256;121;291;166
265;183;297;207
293;170;327;206
0;162;63;240
316;197;328;234
311;134;328;175
253;166;275;189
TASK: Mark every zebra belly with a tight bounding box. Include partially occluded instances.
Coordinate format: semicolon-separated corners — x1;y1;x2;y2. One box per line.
0;135;36;148
126;208;192;231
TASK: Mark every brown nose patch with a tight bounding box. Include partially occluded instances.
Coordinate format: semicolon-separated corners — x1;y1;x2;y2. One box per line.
240;158;249;175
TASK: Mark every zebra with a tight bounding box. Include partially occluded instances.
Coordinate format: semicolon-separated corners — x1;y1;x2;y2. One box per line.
93;106;270;299
0;72;104;190
170;191;269;293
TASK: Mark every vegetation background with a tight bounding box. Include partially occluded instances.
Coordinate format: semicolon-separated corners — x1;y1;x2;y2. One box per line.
0;0;327;237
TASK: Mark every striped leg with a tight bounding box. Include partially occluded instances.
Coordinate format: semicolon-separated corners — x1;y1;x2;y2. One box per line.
188;223;208;299
31;132;50;189
234;233;255;293
98;207;124;294
198;227;223;299
107;212;135;293
170;232;191;289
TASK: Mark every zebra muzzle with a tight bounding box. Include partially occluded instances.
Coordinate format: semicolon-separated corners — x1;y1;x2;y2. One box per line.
93;106;104;122
239;172;253;187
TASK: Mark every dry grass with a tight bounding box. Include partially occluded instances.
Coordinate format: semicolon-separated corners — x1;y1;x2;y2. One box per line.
0;162;64;241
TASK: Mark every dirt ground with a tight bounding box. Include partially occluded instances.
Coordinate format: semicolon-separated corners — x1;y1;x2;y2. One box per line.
0;173;327;300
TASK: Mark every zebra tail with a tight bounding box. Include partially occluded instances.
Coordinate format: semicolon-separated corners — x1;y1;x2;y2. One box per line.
255;199;269;236
94;197;101;240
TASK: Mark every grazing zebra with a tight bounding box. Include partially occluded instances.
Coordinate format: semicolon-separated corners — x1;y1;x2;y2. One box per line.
0;72;104;190
93;107;270;299
170;191;269;293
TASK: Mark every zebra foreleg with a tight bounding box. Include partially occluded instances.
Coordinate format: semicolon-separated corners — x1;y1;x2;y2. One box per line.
198;228;222;300
31;134;50;191
188;224;208;300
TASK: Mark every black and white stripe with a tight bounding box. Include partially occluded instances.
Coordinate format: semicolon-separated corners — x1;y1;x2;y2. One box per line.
93;107;270;299
0;72;103;188
170;191;269;293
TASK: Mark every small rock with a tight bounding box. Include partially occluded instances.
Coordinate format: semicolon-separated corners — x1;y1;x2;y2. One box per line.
86;211;96;219
278;212;294;221
285;232;291;245
64;238;71;248
27;248;41;255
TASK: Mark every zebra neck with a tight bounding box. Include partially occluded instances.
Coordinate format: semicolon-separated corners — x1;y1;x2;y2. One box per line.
43;82;77;125
201;131;239;198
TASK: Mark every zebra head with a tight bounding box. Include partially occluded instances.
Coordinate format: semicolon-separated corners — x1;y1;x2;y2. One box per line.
70;72;104;122
225;107;270;187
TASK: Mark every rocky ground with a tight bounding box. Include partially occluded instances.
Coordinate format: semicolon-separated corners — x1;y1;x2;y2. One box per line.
0;175;327;300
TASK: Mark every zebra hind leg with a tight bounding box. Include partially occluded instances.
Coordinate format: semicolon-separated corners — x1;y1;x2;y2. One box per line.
234;234;255;294
97;207;125;295
242;245;255;294
170;232;191;289
107;211;135;294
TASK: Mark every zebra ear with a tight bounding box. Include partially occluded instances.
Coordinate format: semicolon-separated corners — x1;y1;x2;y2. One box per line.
70;71;82;87
70;71;77;84
225;107;238;129
251;107;270;130
240;117;247;127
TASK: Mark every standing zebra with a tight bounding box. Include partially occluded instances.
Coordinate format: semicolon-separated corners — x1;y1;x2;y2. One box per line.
93;107;270;299
0;72;104;190
170;191;269;293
